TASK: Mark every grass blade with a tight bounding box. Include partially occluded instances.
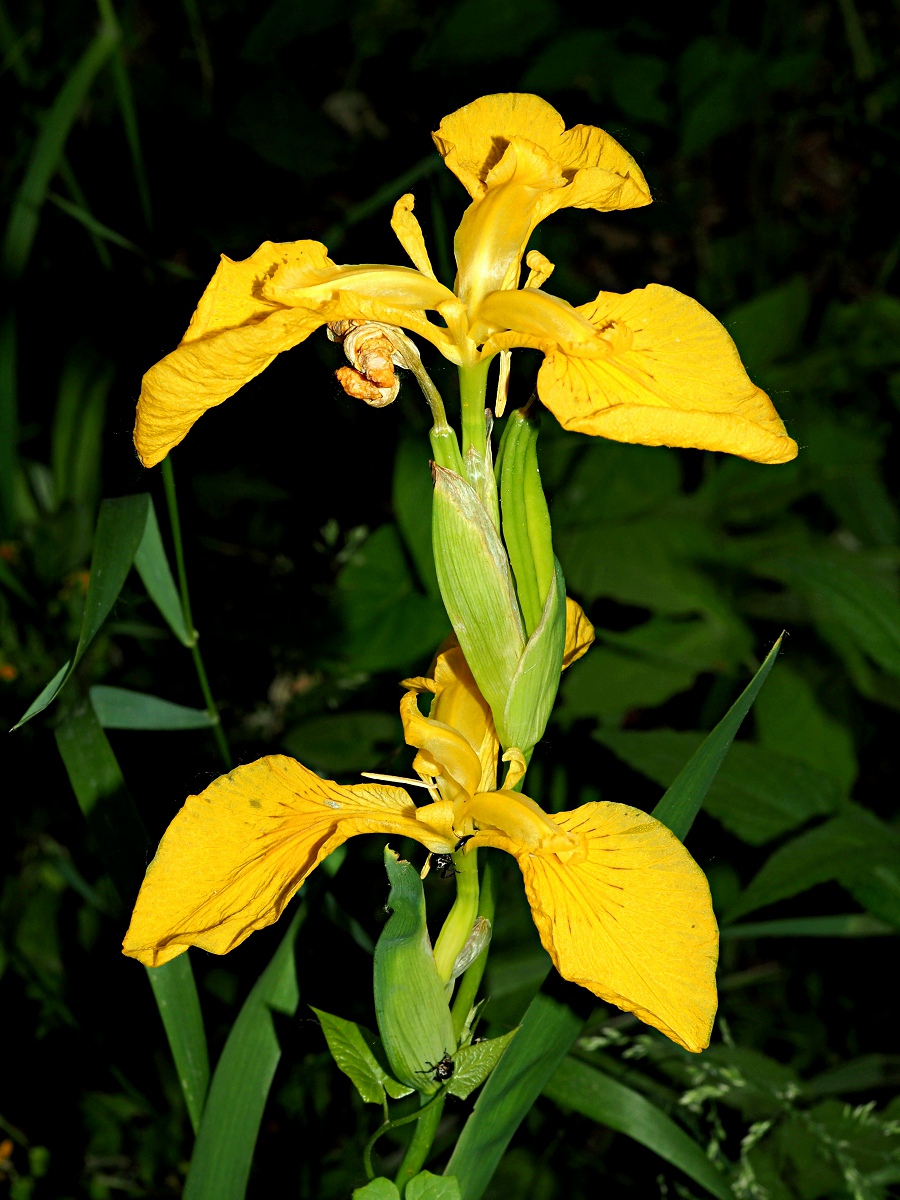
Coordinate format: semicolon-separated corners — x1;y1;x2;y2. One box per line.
651;635;783;841
543;1057;732;1200
721;914;895;939
184;906;306;1200
443;994;583;1200
0;312;18;533
2;15;119;278
90;685;216;729
95;0;152;226
146;956;210;1133
134;500;193;645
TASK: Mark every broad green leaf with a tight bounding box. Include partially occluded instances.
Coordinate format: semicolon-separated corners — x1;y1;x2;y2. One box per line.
415;0;556;65
447;1029;518;1100
146;955;210;1134
283;711;401;774
311;1007;412;1104
134;501;193;646
725;805;900;923
561;646;696;724
407;1172;461;1200
184;907;306;1200
352;1181;400;1200
54;702;149;904
90;686;215;730
54;702;209;1126
602;728;840;845
543;1057;732;1200
721;914;894;939
805;1055;900;1098
754;663;857;792
393;436;440;599
601;636;781;841
549;441;682;528
338;523;449;673
13;493;150;728
723;276;810;373
2;17;119;278
444;994;583;1200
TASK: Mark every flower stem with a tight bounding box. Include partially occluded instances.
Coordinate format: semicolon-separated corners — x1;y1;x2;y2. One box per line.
451;857;495;1041
161;456;232;770
363;1086;447;1183
433;847;479;983
458;359;490;465
392;1093;447;1193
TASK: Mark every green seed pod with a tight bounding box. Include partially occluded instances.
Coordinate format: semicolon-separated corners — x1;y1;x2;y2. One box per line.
373;848;456;1095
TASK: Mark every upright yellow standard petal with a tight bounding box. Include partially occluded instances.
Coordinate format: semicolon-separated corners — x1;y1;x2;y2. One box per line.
477;800;718;1052
122;756;436;967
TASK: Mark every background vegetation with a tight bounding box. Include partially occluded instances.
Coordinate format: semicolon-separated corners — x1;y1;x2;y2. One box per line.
2;0;900;1195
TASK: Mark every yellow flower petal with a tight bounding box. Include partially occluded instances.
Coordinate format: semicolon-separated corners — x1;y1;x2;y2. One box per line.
524;249;555;290
563;597;594;668
391;194;437;280
433;94;650;212
487;801;719;1052
122;756;432;966
536;284;798;464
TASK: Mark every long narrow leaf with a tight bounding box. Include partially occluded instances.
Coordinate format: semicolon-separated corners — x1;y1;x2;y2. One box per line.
0;312;18;533
134;501;193;645
94;0;152;226
443;994;583;1200
651;635;783;840
184;907;306;1200
54;701;211;1129
543;1057;732;1200
2;16;118;278
147;956;210;1133
90;685;216;729
13;494;150;728
721;914;895;939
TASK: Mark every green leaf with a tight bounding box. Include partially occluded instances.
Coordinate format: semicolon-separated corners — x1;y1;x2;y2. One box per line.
13;493;150;729
282;711;401;774
311;1007;412;1104
338;523;450;674
543;1057;732;1200
53;701;209;1127
447;1029;518;1100
89;686;215;730
406;1172;461;1200
723;277;810;374
602;727;841;845
2;16;119;278
184;907;306;1200
0;556;34;604
54;702;149;904
146;955;210;1134
754;663;857;792
416;0;557;64
721;914;895;939
725;805;900;923
353;1181;400;1200
641;637;784;840
134;501;193;646
561;646;697;724
444;994;583;1200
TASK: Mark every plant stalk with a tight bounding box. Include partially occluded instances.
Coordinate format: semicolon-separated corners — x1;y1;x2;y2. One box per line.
393;1093;447;1193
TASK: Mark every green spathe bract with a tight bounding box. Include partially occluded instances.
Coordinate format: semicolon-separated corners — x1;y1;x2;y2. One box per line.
373;848;456;1095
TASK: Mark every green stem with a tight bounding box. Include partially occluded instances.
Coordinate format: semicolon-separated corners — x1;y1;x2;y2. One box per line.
451;858;495;1041
161;456;232;769
458;360;490;466
363;1086;448;1182
393;1094;447;1193
433;847;479;983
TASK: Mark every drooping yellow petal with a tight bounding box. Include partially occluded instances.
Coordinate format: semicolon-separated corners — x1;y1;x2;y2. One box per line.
477;800;718;1052
391;195;437;280
400;686;484;798
480;283;798;465
563;597;594;668
133;242;464;468
122;756;445;967
524;249;555;290
433;94;650;211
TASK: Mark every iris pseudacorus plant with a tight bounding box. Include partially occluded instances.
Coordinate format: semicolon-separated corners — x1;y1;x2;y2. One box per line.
125;93;797;1058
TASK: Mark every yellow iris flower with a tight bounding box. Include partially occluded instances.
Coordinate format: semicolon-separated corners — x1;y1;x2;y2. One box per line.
123;608;718;1054
134;93;797;469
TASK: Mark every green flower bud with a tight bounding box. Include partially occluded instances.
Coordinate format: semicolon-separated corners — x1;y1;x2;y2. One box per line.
373;848;456;1095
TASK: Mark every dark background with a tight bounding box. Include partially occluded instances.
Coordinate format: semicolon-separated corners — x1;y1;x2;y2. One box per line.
2;0;900;1195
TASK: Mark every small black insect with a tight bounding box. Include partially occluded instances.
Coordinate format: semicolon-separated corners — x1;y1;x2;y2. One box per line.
454;834;474;853
417;1053;455;1083
433;853;456;879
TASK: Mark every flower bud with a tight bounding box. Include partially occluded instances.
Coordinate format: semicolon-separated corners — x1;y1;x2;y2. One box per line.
373;848;456;1095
